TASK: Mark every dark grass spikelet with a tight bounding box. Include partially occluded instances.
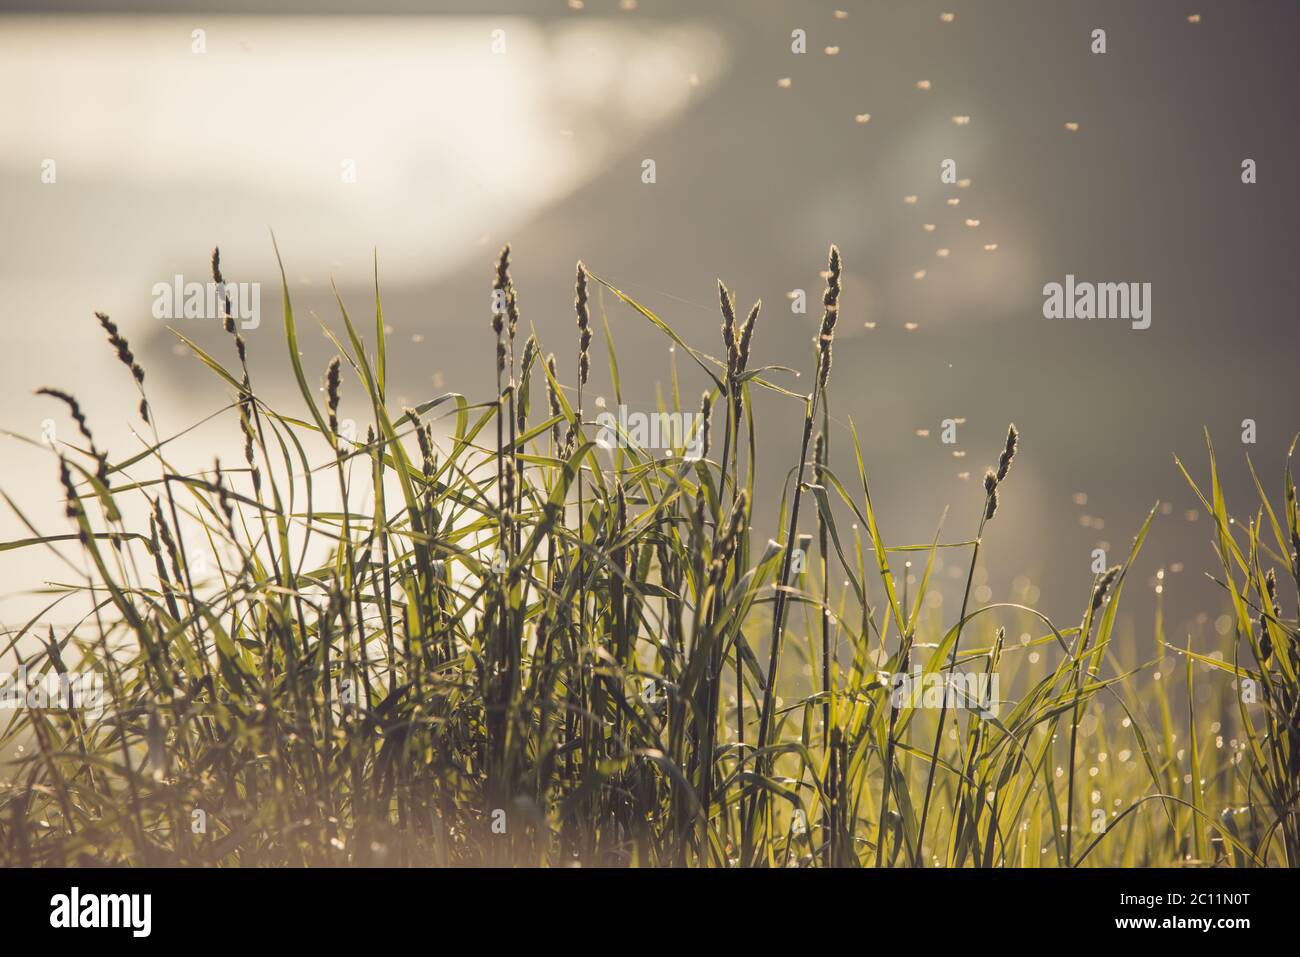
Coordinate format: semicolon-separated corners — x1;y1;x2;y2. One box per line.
152;498;184;586
506;287;520;346
1260;567;1279;663
719;281;738;380
814;431;826;476
501;456;515;537
615;479;627;535
816;245;842;393
545;353;562;445
1289;485;1299;558
709;490;748;590
738;299;760;376
56;456;80;522
213;457;235;534
95;312;144;386
575;262;592;387
212;247;234;334
693;485;708;534
36;388;108;484
213;247;248;365
518;335;538;431
238;387;261;495
492;244;510;338
698;392;713;460
983;469;999;520
997;424;1019;482
492;246;510;377
982;423;1019;521
405;407;437;479
1091;565;1122;613
94;311;148;420
520;334;538;380
325;356;342;440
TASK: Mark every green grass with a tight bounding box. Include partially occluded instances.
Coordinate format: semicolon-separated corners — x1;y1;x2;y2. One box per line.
1;243;1295;867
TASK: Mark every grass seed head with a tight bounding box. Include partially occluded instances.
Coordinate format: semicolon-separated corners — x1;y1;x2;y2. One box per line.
983;469;999;520
211;246;236;336
699;391;712;459
1260;567;1280;662
213;248;248;363
94;311;141;383
817;245;842;392
325;356;342;438
56;456;80;521
1091;565;1121;612
738;299;760;376
709;490;748;588
492;244;510;338
546;353;562;444
213;457;235;532
719;280;738;378
506;287;520;344
575;262;591;387
521;334;538;380
36;387;107;483
997;423;1019;481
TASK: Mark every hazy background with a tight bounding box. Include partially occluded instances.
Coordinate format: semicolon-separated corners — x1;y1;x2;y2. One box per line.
3;0;1299;652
